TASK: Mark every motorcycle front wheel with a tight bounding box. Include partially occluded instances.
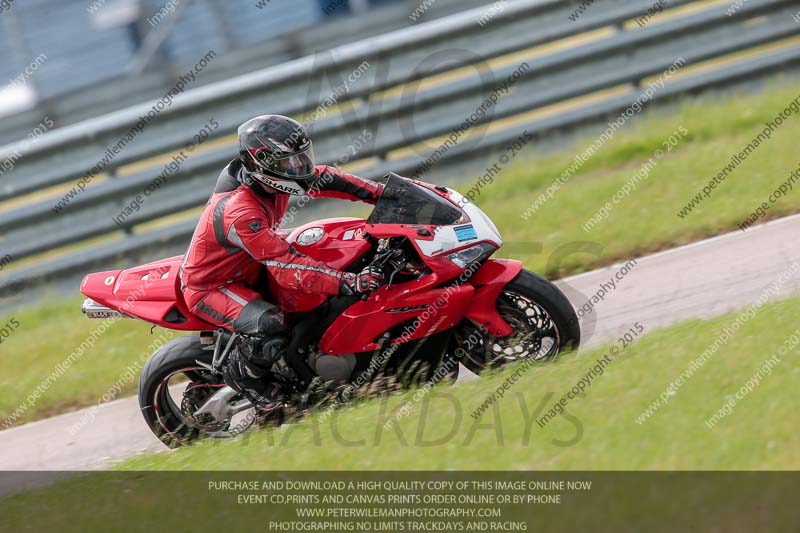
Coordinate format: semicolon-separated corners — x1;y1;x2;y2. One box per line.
452;268;580;374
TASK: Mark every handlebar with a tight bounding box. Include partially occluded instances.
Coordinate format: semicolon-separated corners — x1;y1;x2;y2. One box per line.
360;247;405;300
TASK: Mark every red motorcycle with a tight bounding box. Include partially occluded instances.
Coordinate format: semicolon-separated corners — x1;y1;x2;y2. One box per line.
80;174;580;446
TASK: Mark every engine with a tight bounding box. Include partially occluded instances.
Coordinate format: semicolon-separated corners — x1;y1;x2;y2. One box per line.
307;347;357;382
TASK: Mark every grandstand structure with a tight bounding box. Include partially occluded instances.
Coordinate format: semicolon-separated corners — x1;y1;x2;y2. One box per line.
0;0;480;140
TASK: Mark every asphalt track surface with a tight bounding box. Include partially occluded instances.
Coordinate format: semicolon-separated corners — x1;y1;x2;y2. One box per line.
2;214;800;473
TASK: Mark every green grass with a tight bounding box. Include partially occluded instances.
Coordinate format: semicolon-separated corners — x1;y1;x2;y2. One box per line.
1;79;799;426
1;292;798;532
2;82;800;529
113;292;800;471
475;79;800;275
0;297;176;427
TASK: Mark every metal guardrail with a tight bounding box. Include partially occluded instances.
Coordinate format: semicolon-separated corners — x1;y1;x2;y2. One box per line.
1;0;799;299
0;0;701;202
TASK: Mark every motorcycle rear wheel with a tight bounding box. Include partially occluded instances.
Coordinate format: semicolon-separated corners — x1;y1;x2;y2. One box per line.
138;334;257;448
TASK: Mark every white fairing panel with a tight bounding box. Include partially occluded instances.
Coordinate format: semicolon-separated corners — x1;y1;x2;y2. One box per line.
414;188;502;257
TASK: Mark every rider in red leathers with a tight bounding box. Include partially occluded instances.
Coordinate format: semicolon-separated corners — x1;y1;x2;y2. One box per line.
180;115;384;407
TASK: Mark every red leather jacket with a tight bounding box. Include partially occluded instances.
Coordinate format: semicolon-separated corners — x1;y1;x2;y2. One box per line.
180;160;382;295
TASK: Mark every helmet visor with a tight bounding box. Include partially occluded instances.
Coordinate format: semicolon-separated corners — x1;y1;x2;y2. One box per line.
254;146;315;179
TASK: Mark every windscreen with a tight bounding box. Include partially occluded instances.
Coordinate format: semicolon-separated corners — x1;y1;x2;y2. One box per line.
367;174;464;226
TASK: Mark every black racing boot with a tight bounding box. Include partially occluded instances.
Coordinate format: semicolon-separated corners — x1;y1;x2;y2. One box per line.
222;336;287;407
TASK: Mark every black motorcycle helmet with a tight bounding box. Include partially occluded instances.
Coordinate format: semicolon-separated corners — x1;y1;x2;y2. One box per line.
238;115;317;195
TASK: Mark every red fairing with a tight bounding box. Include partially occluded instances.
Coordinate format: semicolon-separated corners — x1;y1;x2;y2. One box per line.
80;173;522;358
318;259;521;354
80;256;215;331
274;218;372;312
78;218;376;326
286;218;371;268
320;278;475;354
462;259;523;337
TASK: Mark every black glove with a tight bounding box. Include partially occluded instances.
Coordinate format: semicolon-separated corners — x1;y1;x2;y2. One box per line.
340;266;384;295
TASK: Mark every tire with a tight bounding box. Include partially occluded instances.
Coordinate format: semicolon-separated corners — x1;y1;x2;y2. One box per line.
456;268;580;374
507;268;580;350
138;334;215;448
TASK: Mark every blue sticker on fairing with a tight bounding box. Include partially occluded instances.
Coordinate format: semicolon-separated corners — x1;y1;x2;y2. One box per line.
454;225;477;242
